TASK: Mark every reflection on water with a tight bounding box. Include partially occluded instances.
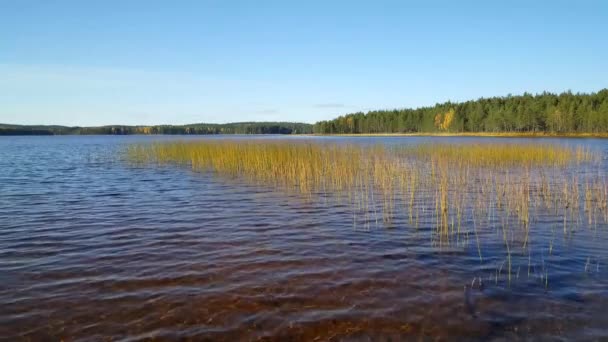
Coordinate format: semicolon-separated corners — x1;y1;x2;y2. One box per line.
1;135;608;340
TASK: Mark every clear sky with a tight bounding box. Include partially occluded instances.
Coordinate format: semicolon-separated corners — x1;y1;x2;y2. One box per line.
1;0;607;126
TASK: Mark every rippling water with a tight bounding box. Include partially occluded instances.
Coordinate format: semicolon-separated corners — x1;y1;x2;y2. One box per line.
2;135;608;341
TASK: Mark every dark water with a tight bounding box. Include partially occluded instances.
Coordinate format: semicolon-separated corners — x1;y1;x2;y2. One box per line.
2;135;608;341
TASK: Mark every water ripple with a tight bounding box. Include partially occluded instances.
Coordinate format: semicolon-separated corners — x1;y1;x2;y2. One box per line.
1;136;608;340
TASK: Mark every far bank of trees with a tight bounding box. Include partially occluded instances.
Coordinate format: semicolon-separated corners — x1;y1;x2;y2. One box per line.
0;122;313;136
313;89;608;134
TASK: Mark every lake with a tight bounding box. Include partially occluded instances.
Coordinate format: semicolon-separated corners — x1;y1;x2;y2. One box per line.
2;135;608;341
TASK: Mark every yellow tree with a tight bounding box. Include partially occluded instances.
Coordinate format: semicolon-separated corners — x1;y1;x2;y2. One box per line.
434;108;456;131
441;108;455;131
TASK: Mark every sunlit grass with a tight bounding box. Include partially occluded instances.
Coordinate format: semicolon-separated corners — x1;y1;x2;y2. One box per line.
127;139;607;287
127;140;603;230
128;141;369;193
399;142;595;168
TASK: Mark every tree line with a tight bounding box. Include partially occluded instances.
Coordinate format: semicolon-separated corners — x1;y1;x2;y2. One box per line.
0;122;313;135
313;89;608;134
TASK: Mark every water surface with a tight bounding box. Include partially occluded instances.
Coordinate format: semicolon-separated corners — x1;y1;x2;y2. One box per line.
2;135;608;340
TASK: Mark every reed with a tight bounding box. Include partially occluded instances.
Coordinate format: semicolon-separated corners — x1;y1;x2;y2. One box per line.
127;139;606;287
398;142;595;168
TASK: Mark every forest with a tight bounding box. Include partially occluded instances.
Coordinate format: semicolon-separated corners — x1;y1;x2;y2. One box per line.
5;90;608;136
313;89;608;134
0;122;313;135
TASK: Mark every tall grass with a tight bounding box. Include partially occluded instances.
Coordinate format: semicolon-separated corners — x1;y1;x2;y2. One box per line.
400;143;594;168
128;140;606;287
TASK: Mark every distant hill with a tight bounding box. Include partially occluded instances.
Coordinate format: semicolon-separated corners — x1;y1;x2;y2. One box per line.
0;122;313;135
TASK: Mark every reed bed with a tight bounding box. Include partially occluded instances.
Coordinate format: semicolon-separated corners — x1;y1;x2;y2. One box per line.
399;143;595;168
128;140;607;287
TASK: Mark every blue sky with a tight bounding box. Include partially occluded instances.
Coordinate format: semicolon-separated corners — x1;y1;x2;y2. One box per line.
1;0;607;126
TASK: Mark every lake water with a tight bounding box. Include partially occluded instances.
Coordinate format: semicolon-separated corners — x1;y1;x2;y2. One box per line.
2;135;608;341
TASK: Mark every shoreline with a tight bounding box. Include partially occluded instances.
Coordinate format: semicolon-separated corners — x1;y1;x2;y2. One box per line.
308;132;608;139
1;132;607;138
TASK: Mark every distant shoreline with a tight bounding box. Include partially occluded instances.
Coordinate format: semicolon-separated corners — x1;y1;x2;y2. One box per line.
0;132;303;136
310;132;608;139
2;132;608;138
0;122;313;136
